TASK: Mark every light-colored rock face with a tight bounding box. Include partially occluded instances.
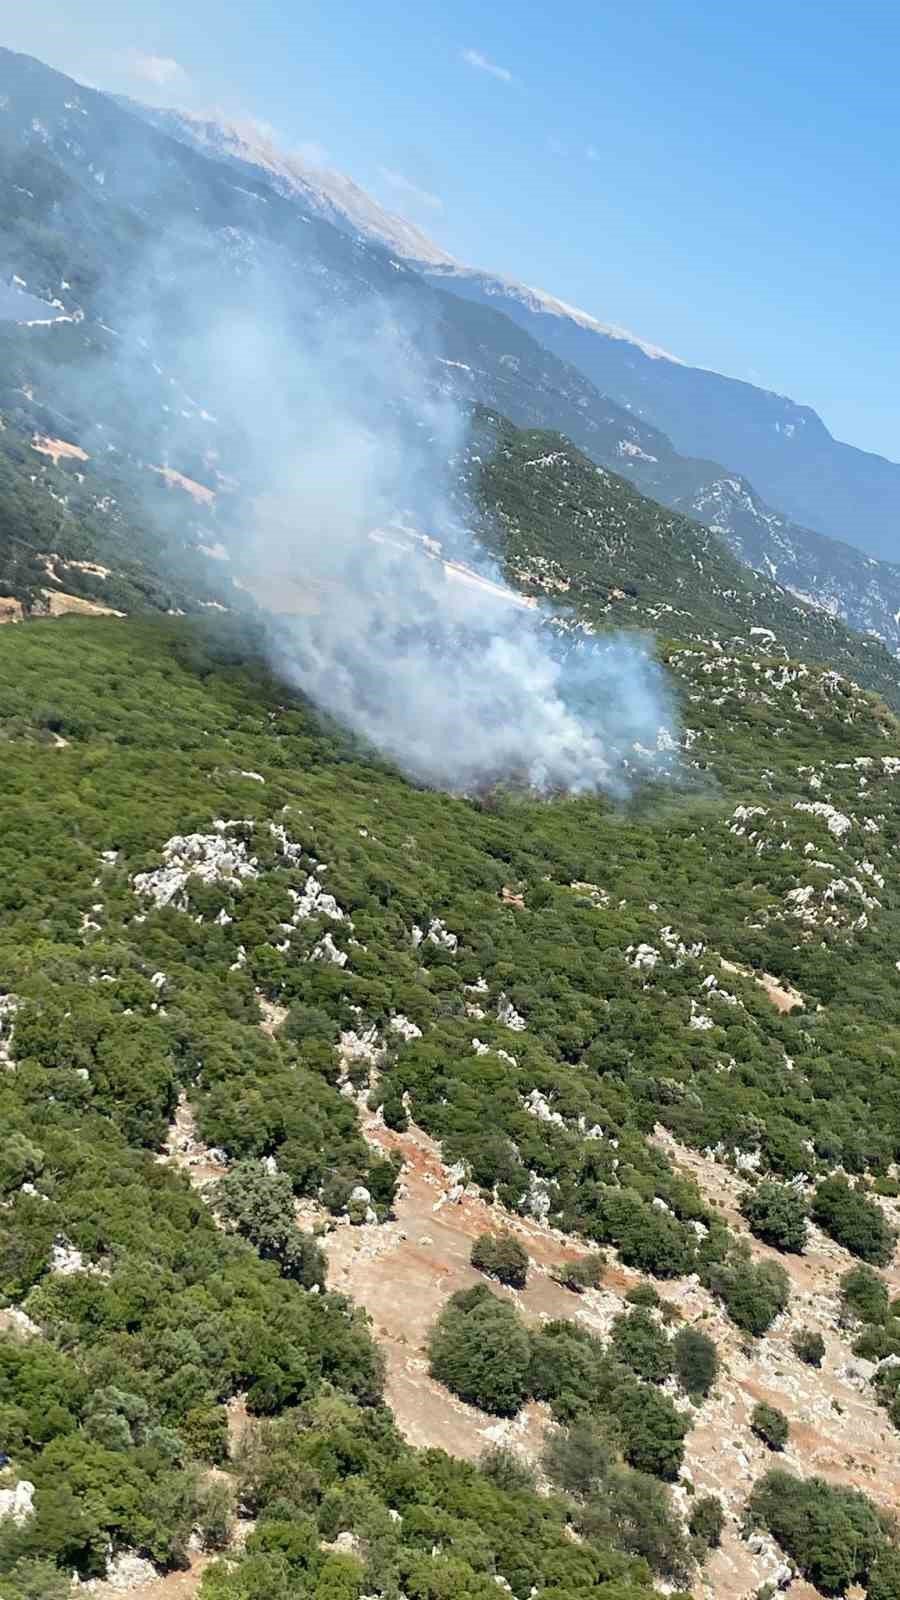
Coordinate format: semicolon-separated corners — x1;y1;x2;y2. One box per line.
132;823;259;910
310;930;347;967
413;918;459;953
0;993;17;1067
497;994;526;1031
49;1238;85;1276
390;1013;423;1042
0;1480;34;1525
0;595;24;624
103;1552;160;1591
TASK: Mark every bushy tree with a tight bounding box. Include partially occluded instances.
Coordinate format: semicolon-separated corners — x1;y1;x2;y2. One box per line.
705;1247;789;1335
748;1469;886;1594
581;1465;692;1582
869;1546;900;1600
812;1176;896;1266
740;1180;808;1253
213;1162;325;1287
624;1281;660;1309
750;1401;789;1452
613;1381;688;1480
542;1418;612;1500
839;1263;890;1325
689;1494;725;1549
609;1309;672;1384
672;1325;719;1400
552;1252;605;1294
470;1232;529;1289
427;1285;532;1416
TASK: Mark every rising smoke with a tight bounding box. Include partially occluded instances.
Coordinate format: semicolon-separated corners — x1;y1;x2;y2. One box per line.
108;235;678;796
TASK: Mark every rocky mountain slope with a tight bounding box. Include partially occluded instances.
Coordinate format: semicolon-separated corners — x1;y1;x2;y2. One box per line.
425;265;900;562
121;96;900;644
5;45;900;1600
5;46;900;674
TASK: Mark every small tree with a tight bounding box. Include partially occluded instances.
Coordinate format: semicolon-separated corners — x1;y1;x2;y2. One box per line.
812;1176;896;1266
751;1401;789;1452
790;1327;826;1368
672;1325;719;1400
610;1308;672;1384
689;1493;725;1549
839;1263;890;1326
542;1418;612;1499
553;1252;605;1293
741;1180;808;1253
869;1545;900;1600
471;1232;529;1289
214;1161;325;1287
479;1443;537;1494
428;1285;532;1415
614;1381;689;1480
625;1280;660;1309
706;1247;789;1335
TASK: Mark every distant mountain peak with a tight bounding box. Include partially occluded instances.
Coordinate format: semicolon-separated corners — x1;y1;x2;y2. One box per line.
130;104;457;268
426;264;684;363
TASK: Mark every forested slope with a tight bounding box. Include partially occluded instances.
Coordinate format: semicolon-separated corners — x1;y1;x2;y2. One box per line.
2;606;900;1597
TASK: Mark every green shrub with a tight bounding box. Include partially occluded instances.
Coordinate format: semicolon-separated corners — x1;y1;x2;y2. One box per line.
542;1418;612;1500
790;1328;826;1368
213;1162;326;1287
812;1177;896;1266
613;1380;688;1480
748;1469;886;1594
740;1181;808;1253
624;1281;660;1309
470;1232;529;1289
869;1546;900;1600
581;1465;692;1582
706;1249;789;1335
689;1493;725;1549
840;1263;890;1325
427;1285;532;1416
750;1402;789;1452
552;1252;605;1293
672;1326;719;1400
609;1308;672;1384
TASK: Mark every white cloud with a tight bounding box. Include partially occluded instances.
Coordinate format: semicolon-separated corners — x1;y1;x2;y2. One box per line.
126;51;189;89
461;48;513;84
379;169;443;213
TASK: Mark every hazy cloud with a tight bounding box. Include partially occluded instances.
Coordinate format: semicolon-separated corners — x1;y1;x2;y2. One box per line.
126;51;189;89
379;169;443;213
462;48;513;84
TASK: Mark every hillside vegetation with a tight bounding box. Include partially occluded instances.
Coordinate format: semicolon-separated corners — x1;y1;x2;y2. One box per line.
1;601;900;1595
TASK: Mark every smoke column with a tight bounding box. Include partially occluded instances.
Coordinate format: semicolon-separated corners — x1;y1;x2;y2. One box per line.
114;244;679;795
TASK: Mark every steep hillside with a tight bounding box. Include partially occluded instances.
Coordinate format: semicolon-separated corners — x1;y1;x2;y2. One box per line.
3;590;900;1598
426;265;900;562
465;415;900;709
5;46;900;664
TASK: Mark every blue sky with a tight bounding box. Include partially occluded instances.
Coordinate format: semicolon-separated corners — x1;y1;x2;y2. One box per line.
5;0;899;459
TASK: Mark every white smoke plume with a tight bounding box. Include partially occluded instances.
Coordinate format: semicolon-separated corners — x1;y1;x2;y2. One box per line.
143;266;679;796
67;231;679;796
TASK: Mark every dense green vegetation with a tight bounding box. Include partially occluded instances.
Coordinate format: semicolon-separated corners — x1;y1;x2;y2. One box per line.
748;1470;899;1595
0;459;899;1581
427;1285;690;1480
